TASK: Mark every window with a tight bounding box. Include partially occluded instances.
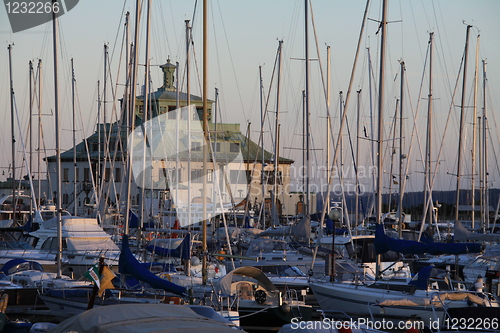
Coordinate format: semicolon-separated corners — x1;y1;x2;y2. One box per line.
191;169;213;183
191;141;202;151
83;168;90;182
75;168;79;182
115;168;121;182
196;108;203;121
230;170;249;184
263;170;282;185
159;168;180;185
62;193;69;205
211;142;221;152
104;168;111;182
230;142;240;153
63;168;69;182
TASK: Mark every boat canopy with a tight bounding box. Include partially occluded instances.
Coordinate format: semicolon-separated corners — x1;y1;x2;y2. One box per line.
217;266;278;295
48;304;238;333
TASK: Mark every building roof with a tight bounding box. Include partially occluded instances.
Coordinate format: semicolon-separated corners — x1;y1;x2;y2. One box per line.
47;121;294;165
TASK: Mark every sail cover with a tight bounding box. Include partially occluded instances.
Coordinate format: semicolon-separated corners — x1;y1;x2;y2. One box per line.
119;235;187;296
374;224;481;255
145;233;191;259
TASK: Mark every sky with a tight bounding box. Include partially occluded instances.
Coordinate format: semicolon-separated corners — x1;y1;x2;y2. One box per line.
1;0;500;200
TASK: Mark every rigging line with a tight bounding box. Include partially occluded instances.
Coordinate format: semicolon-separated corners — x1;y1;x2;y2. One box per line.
429;51;465;194
311;0;371;269
108;0;128;66
408;1;425;65
405;40;438;229
12;94;39;210
155;1;174;58
484;82;500;186
264;42;282;155
433;5;459;100
213;0;248;122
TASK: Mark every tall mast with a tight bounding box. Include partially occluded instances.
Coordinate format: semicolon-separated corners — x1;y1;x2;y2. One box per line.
398;60;405;238
185;19;192;228
304;0;311;215
482;60;488;231
124;0;141;237
326;46;331;215
141;0;152;229
202;0;209;286
259;65;266;229
355;89;361;229
273;40;283;227
8;44;16;226
52;3;63;278
103;44;108;130
29;61;33;192
37;60;43;205
375;0;388;279
471;35;480;229
423;33;434;231
454;25;471;225
71;58;77;216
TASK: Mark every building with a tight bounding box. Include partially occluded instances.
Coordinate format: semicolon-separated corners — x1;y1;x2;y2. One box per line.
46;60;295;227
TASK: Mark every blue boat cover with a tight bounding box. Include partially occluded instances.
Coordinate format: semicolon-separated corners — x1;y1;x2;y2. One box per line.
1;259;44;275
119;235;187;296
374;224;481;255
145;233;191;260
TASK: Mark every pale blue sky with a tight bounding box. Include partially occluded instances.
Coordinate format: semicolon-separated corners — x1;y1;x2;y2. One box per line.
1;0;499;195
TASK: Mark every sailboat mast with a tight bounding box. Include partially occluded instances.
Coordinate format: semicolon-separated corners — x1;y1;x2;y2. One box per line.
52;4;63;278
273;40;283;227
141;0;152;230
454;25;471;225
72;59;77;216
398;60;405;238
185;20;192;228
482;59;489;231
326;46;331;215
202;0;209;285
8;44;16;226
355;89;361;229
304;0;311;215
471;35;480;229
375;0;388;279
259;65;266;229
423;32;434;230
124;0;141;237
37;59;43;206
29;61;33;191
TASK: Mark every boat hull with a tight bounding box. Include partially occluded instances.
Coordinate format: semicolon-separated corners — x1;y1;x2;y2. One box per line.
238;304;314;332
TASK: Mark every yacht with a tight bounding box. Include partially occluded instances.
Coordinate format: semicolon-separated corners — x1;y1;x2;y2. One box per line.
29;216;121;277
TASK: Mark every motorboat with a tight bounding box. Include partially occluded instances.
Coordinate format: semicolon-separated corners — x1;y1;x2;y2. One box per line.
29;216;121;277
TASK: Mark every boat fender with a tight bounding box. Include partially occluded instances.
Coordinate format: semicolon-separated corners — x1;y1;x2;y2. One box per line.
338;323;352;333
280;303;291;313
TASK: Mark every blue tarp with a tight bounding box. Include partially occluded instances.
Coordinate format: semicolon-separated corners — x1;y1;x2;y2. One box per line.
145;234;191;260
118;235;187;296
374;224;482;255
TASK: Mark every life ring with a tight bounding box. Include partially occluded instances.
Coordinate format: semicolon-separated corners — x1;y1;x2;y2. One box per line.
159;273;172;282
147;232;155;241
